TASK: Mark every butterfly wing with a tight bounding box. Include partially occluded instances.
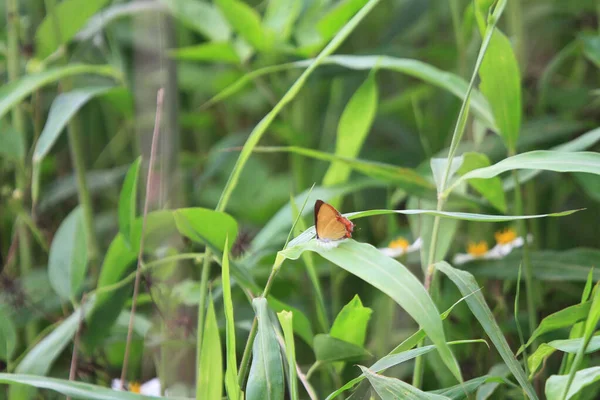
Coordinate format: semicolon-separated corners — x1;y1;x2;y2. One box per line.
315;200;350;241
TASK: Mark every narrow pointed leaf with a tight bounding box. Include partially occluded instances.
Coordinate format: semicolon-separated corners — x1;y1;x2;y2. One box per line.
222;241;242;400
277;311;299;400
118;157;141;247
360;366;451;400
528;337;600;378
197;297;223;400
546;367;600;400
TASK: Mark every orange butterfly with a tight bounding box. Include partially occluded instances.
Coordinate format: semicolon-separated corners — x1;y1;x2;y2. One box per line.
314;200;354;242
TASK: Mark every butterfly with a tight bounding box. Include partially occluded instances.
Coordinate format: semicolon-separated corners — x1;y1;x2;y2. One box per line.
314;200;354;244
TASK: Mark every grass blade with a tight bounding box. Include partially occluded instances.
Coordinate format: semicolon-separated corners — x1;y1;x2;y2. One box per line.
222;240;242;400
197;297;223;400
277;311;299;400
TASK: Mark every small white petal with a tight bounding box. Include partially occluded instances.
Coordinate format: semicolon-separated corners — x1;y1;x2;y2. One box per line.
379;247;405;257
141;378;161;396
111;379;124;391
408;238;423;252
453;253;475;265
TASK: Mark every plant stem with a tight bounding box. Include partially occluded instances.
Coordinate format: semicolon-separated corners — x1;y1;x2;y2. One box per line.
120;89;164;387
7;0;37;346
511;169;537;337
195;250;212;399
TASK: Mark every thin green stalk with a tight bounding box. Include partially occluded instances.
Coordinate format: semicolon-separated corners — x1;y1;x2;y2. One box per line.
511;169;537;337
412;1;507;387
44;0;100;269
7;0;37;346
449;0;466;76
195;251;212;399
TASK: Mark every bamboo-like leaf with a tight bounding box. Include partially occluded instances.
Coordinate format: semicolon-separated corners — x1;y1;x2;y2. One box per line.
247;297;284;400
528;337;600;378
280;240;463;384
214;0;270;50
314;334;371;363
222;240;242;400
169;42;240;64
0;308;17;362
360;366;451;400
277;311;299;400
458;152;506;212
435;261;538;400
118;157;141;247
197;297;223;400
163;0;231;41
263;0;302;42
546;367;600;400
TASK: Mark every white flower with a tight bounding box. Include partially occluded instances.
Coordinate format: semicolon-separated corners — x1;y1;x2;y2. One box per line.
379;237;422;258
453;228;532;265
112;378;161;396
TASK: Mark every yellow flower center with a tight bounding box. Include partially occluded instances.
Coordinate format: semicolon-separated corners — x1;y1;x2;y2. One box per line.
129;382;141;393
495;228;517;245
467;241;489;257
389;237;410;250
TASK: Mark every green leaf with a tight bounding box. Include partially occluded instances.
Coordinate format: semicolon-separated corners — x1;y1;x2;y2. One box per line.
10;299;95;400
431;156;464;194
170;42;240;64
450;151;600;195
277;311;299;400
519;301;592;354
504;127;600;191
247;297;285;400
1;373;167;400
35;0;110;58
581;34;600;68
314;334;371;363
318;0;369;43
0;65;120;121
433;375;510;400
197;297;223;400
214;0;270;50
458;152;506;212
280;240;463;384
0;125;24;162
573;172;600;202
323;72;378;207
330;295;372;347
344;208;579;222
528;337;600;379
479;29;521;152
222;241;242;400
202;55;495;131
547;367;600;400
0;308;17;362
84;234;136;348
268;297;314;347
263;0;302;42
476;364;511;400
162;0;231;41
359;366;451;400
560;282;600;400
48;206;88;301
173;207;238;252
118;157;141;248
435;261;538;400
254;146;435;198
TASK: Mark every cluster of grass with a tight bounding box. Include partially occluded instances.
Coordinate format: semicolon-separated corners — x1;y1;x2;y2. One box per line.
1;0;600;399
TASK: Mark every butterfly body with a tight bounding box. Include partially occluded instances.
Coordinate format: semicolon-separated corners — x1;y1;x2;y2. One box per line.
314;200;354;243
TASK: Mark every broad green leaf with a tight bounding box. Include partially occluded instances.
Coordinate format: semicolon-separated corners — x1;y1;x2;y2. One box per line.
479;29;521;152
202;55;495;131
213;0;398;215
170;42;240;64
222;241;242;400
546;367;600;400
254;146;435;198
35;0;110;58
280;240;463;384
247;297;284;400
458;152;506;212
0;125;24;162
323;71;378;207
173;207;238;252
32;85;115;202
330;295;372;347
359;366;451;400
435;261;538;400
268;297;314;347
528;337;600;378
314;334;371;363
318;0;369;43
263;0;302;42
10;299;95;400
0;307;17;362
0;64;121;121
197;297;223;400
504;127;600;191
48;206;88;301
162;0;231;41
215;0;270;51
581;34;600;68
84;234;136;348
450;151;600;195
430;157;464;194
560;282;600;400
118;157;141;248
465;249;600;282
1;373;167;400
277;311;299;400
519;301;592;354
